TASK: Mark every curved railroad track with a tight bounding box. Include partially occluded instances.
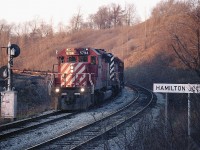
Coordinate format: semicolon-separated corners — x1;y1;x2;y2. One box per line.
0;111;76;140
25;84;156;150
0;86;135;149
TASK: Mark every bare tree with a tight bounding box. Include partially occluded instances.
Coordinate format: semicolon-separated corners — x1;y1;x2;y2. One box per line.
169;0;200;77
92;6;112;29
39;20;53;37
124;3;137;26
110;3;124;27
84;14;96;29
0;20;12;67
28;18;43;39
90;3;139;29
69;9;83;32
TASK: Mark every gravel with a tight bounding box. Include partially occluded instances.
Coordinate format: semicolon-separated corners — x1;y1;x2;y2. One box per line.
0;87;136;150
93;93;165;150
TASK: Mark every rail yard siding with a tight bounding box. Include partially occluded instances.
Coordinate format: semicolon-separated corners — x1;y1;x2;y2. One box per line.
153;84;200;93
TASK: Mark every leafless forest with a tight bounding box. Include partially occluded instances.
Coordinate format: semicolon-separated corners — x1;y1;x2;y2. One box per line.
0;0;200;149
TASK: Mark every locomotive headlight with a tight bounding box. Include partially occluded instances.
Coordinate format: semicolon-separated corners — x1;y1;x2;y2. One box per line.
80;87;85;92
55;87;60;93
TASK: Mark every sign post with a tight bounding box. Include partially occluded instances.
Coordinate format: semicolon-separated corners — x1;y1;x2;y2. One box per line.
153;83;200;137
188;93;191;136
165;93;168;136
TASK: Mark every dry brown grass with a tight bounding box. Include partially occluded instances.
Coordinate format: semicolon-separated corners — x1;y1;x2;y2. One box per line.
12;26;148;70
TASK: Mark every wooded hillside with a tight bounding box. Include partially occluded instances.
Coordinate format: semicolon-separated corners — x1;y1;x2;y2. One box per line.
0;0;199;87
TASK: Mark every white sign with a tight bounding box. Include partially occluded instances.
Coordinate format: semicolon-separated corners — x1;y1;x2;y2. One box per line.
153;83;200;93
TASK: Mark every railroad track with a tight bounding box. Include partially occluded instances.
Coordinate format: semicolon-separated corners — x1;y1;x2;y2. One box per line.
0;111;76;140
26;85;155;150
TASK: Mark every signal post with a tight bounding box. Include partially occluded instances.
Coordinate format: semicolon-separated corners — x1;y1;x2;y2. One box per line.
0;42;20;120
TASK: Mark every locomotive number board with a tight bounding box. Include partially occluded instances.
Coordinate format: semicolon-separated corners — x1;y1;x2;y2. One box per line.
78;48;89;55
65;48;90;55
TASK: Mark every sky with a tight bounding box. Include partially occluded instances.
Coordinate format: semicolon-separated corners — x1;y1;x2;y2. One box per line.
0;0;162;26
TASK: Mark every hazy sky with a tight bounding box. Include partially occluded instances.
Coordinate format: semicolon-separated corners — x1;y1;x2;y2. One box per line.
0;0;162;25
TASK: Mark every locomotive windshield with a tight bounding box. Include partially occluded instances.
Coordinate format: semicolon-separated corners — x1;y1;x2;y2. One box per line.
79;56;88;62
58;56;65;63
67;56;76;62
91;56;96;64
63;56;88;63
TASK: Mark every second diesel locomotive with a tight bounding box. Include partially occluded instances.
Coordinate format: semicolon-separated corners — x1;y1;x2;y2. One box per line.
50;48;124;110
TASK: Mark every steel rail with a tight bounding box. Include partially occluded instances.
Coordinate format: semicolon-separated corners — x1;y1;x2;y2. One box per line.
71;84;155;150
0;111;76;140
0;111;60;130
26;85;150;150
0;85;126;144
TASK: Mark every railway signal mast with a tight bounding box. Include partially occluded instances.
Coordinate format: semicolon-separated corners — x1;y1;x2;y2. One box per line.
1;42;20;120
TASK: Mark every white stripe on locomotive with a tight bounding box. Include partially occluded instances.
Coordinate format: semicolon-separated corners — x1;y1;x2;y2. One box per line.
71;65;85;84
61;64;71;86
61;63;87;87
111;56;114;61
110;56;115;80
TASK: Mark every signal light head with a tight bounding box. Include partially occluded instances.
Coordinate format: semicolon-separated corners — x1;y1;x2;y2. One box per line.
0;66;8;79
8;44;20;58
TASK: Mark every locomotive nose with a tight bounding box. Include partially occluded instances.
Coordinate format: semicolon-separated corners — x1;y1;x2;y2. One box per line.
61;63;87;87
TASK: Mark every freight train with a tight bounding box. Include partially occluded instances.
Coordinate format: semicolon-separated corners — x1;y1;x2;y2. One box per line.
50;48;124;110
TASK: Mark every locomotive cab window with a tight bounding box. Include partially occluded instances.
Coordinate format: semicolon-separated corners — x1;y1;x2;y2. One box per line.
59;56;65;63
91;56;96;65
68;56;76;62
79;56;88;62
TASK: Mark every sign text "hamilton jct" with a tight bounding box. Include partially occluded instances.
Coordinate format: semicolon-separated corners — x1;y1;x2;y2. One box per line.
153;84;200;93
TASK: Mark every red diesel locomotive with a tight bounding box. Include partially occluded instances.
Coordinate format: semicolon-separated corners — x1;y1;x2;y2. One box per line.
50;48;124;110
